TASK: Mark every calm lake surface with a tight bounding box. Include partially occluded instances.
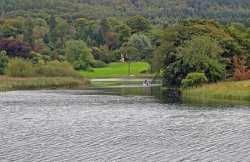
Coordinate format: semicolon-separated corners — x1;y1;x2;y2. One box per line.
0;85;250;162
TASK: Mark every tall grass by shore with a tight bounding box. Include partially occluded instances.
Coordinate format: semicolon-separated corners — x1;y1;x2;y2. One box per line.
0;76;89;92
183;80;250;101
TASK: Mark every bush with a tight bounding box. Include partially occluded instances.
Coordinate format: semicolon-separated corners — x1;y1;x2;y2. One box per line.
0;50;8;74
65;40;95;71
181;72;208;88
205;60;226;82
92;60;107;68
6;58;35;77
34;61;78;77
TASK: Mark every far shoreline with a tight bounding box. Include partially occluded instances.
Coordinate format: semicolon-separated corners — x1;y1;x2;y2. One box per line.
0;76;90;92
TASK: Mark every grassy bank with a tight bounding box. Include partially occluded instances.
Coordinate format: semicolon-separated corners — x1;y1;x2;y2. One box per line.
81;62;152;78
183;80;250;101
0;76;89;92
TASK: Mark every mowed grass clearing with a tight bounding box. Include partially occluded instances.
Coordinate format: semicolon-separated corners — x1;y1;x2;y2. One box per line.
183;80;250;101
81;62;151;78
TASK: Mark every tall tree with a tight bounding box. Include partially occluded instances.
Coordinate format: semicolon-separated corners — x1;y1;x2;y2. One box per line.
99;17;110;44
65;40;95;71
128;34;152;60
24;19;35;49
55;21;70;48
48;14;57;44
126;16;151;34
119;43;139;77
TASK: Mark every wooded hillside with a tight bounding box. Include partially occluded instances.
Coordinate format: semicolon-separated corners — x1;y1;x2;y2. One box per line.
1;0;250;26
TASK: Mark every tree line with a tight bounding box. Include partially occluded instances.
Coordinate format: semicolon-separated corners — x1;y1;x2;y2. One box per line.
0;15;157;77
153;19;250;87
0;1;250;87
1;0;250;27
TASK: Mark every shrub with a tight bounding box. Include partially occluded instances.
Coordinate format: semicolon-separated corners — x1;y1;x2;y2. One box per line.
6;58;35;77
92;47;100;60
181;72;208;88
205;60;226;82
34;61;78;77
92;60;107;68
0;50;8;74
99;45;112;64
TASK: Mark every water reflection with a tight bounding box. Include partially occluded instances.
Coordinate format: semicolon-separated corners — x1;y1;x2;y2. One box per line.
86;85;250;107
88;85;182;104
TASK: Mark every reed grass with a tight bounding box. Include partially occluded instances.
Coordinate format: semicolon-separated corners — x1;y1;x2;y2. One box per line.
0;76;89;92
183;80;250;101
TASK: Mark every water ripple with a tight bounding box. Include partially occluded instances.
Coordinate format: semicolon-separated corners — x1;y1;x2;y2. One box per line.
0;91;250;162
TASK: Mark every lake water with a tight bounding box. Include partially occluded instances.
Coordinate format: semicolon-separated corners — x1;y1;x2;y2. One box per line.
0;86;250;162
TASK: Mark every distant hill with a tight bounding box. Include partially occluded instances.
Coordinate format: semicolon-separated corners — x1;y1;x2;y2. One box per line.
1;0;250;26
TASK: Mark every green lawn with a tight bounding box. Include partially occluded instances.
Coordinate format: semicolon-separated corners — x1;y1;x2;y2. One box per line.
81;62;152;78
183;80;250;101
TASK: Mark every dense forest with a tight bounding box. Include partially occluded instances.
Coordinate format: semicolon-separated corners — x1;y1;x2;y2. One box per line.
0;0;250;88
1;0;250;26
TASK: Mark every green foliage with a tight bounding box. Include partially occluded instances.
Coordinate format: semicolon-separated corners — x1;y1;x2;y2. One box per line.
128;34;152;60
148;29;164;47
34;61;77;77
75;18;89;27
23;19;35;49
92;47;100;60
126;16;151;34
161;61;189;87
99;17;110;44
161;35;226;86
65;40;95;71
152;25;187;72
230;22;247;32
98;45;113;64
181;72;208;88
39;55;52;63
0;25;17;38
48;14;57;44
6;58;35;77
119;43;139;61
55;20;71;48
0;50;9;74
128;34;152;51
100;17;110;35
0;0;250;27
155;20;248;87
205;60;226;82
0;0;249;81
92;60;107;68
175;35;224;69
